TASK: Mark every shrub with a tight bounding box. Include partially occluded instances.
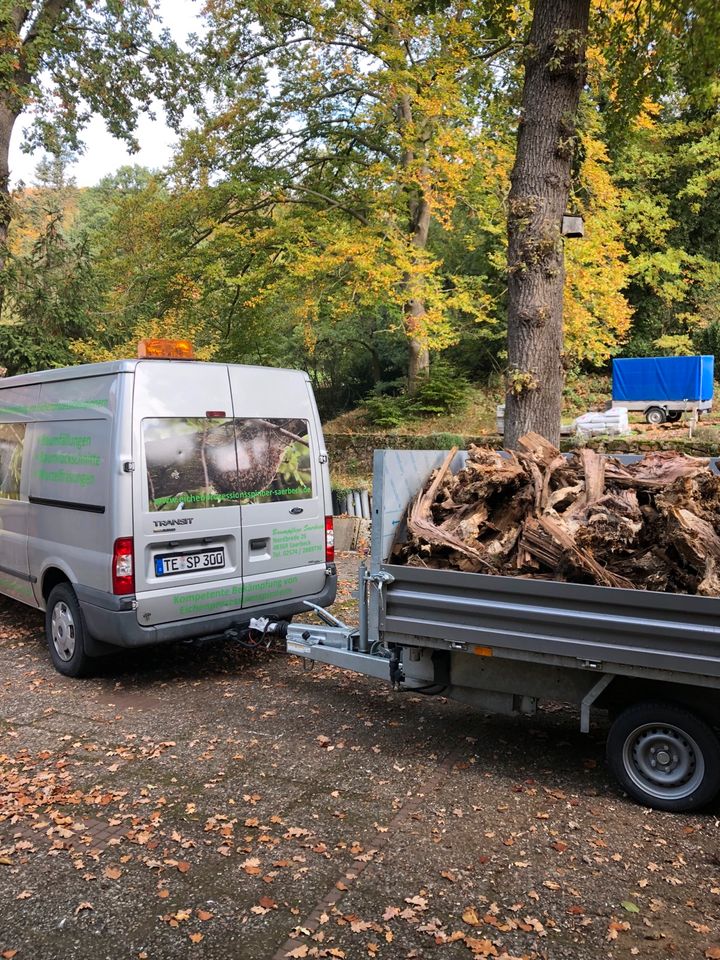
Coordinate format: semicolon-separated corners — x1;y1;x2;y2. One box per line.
411;361;471;415
363;394;413;428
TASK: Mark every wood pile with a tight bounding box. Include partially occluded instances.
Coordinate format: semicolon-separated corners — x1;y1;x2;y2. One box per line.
391;433;720;596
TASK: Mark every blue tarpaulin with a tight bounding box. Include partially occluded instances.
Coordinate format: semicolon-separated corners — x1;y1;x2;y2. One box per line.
612;356;714;403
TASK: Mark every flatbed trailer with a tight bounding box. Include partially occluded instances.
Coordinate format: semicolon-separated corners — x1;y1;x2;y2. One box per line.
285;449;720;813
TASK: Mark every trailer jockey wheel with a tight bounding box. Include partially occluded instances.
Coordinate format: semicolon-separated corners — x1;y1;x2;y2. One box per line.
665;411;682;423
606;702;720;812
645;406;666;425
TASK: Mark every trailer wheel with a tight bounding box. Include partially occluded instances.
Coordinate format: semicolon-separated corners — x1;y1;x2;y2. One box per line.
45;584;93;678
666;411;682;423
607;702;720;811
645;406;666;425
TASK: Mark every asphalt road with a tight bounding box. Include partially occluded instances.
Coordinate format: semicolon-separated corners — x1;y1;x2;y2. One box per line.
1;555;719;960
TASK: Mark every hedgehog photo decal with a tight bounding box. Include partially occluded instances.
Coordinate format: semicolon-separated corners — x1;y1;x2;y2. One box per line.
143;417;312;510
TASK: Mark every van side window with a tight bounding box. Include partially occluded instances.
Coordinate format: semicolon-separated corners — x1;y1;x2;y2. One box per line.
0;423;25;499
143;417;313;511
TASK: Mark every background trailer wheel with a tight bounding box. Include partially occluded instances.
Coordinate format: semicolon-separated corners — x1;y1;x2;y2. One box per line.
45;583;93;678
606;701;720;812
665;410;682;423
645;406;667;425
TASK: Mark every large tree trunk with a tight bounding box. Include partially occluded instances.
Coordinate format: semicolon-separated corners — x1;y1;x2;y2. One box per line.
0;104;18;320
405;184;431;395
504;0;590;448
395;78;432;396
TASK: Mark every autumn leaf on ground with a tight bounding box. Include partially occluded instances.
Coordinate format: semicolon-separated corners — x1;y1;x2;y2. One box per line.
188;932;203;944
104;867;122;880
1;951;18;959
607;920;631;941
464;936;498;957
462;907;481;926
241;858;262;876
196;909;214;921
15;891;32;900
621;901;639;913
74;902;93;915
285;946;309;958
705;949;720;959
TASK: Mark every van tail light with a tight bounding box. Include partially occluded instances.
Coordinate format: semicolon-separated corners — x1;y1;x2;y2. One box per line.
325;516;335;563
112;537;135;595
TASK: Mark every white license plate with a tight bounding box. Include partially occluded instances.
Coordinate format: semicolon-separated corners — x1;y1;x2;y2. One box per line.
155;548;225;577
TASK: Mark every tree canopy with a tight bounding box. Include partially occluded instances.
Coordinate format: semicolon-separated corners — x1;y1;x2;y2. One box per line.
3;0;720;435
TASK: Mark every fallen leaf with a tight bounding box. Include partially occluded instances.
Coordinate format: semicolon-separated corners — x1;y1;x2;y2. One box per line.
188;932;203;944
15;891;32;900
462;907;481;926
464;936;498;957
285;947;309;958
104;867;122;880
705;949;720;959
197;909;213;921
621;901;640;913
74;902;93;915
1;952;18;959
607;920;631;941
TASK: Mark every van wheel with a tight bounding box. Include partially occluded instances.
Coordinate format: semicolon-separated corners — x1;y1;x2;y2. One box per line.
606;702;720;812
666;411;682;423
45;584;93;678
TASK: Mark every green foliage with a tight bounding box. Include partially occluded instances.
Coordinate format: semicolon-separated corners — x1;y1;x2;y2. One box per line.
0;323;69;376
412;362;471;415
1;3;190;154
693;321;720;358
363;394;415;429
364;360;470;426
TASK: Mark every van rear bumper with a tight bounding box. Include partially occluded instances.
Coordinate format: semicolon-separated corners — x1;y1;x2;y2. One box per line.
76;567;338;652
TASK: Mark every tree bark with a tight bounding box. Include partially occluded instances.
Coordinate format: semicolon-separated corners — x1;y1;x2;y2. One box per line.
504;0;590;448
0;104;18;320
406;183;431;395
394;73;432;395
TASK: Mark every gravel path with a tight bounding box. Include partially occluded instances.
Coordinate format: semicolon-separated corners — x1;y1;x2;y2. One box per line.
1;555;719;959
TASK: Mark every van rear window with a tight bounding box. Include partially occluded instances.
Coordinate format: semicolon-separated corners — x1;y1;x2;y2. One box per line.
143;417;313;511
0;423;25;500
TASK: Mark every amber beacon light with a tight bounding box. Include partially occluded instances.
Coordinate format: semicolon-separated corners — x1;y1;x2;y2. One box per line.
137;338;196;360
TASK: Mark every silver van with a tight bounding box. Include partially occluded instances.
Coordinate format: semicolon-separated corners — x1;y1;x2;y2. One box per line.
0;354;337;676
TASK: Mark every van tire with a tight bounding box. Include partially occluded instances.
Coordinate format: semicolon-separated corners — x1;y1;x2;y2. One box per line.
607;701;720;812
45;584;93;678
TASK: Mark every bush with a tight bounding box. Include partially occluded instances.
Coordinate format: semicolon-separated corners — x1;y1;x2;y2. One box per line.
363;360;471;427
363;394;414;428
412;361;471;415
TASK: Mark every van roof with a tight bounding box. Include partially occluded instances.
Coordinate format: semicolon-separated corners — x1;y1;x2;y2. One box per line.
0;359;310;388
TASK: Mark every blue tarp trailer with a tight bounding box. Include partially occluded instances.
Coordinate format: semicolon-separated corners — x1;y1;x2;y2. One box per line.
612;355;714;424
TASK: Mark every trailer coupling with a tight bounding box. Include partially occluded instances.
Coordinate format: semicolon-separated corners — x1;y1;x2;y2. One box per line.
284;602;447;695
285;605;393;682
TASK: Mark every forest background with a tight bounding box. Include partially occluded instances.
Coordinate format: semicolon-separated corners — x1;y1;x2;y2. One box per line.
3;0;720;427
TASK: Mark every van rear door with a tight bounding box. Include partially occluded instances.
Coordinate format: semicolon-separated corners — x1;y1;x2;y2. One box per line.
132;362;244;626
226;367;326;609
